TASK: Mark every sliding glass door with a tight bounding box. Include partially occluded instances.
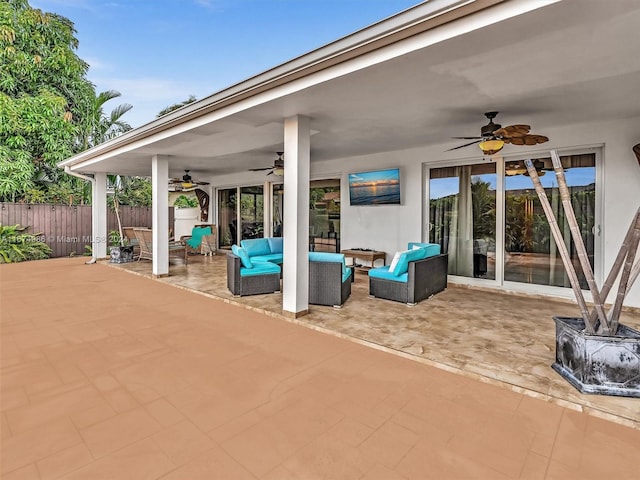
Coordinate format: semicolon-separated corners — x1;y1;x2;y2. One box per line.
429;163;497;279
240;186;264;240
218;188;237;248
504;154;595;288
427;151;597;290
270;179;341;251
217;185;264;249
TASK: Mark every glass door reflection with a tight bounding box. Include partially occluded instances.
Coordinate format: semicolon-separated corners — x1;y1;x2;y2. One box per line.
429;163;497;279
504;154;595;288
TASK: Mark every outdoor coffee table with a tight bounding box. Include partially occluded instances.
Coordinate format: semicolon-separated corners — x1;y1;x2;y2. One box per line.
340;249;386;273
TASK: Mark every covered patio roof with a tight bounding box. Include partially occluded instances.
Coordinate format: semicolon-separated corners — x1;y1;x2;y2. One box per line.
60;0;640;178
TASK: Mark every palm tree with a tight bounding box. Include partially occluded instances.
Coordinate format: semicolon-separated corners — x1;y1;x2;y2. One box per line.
77;90;133;151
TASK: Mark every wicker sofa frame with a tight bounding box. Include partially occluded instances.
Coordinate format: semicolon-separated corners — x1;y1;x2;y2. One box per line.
309;260;352;308
369;253;448;305
227;253;280;296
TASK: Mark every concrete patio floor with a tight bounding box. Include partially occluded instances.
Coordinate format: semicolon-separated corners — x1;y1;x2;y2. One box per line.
2;257;640;479
113;253;640;431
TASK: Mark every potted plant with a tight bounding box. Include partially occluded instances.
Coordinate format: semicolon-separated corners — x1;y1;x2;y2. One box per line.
108;175;134;263
525;150;640;397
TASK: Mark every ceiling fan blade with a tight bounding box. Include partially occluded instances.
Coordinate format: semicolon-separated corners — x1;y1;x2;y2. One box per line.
495;124;530;138
451;136;483;140
248;166;274;171
194;181;210;185
505;134;549;146
446;139;481;151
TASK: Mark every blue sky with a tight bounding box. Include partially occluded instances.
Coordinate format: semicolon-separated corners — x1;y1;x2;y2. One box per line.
30;0;421;127
349;168;399;186
429;168;596;199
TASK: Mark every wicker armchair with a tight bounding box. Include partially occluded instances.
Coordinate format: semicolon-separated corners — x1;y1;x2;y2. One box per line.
308;252;352;308
227;253;280;296
133;228;188;264
369;254;448;305
309;260;352;308
122;227;141;258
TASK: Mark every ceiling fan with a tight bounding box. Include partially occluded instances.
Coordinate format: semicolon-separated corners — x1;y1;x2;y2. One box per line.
169;170;209;191
249;152;284;176
447;112;549;155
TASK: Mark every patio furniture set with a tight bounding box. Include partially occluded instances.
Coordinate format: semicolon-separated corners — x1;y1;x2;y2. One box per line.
121;225;216;265
227;238;448;307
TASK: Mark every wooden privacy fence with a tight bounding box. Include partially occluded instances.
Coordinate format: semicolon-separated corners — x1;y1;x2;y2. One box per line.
0;203;174;258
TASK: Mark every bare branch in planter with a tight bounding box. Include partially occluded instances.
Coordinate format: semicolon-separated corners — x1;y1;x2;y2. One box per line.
593;207;639;322
524;158;594;332
550;151;609;332
608;224;640;333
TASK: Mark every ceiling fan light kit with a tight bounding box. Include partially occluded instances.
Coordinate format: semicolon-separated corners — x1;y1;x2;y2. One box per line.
169;170;209;191
249;152;284;176
449;112;549;156
478;139;504;155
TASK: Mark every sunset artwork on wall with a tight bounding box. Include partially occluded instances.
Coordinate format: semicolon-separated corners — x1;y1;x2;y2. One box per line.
348;168;401;206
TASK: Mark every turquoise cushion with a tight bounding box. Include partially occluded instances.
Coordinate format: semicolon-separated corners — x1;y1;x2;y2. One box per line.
187;226;212;249
392;247;428;276
241;238;271;257
368;266;408;283
342;268;352;284
309;252;348;279
267;237;283;254
231;245;253;269
408;242;441;257
240;261;281;277
251;254;283;264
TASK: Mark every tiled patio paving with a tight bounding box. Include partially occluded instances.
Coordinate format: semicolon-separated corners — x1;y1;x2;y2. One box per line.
1;257;639;479
114;254;640;430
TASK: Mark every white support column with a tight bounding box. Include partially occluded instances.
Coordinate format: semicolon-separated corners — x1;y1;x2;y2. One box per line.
263;179;272;237
152;155;169;277
282;115;310;317
92;172;108;259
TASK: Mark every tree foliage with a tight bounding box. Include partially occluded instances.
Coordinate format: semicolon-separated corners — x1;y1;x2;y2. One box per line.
0;223;52;263
0;0;95;201
157;95;197;117
0;0;134;204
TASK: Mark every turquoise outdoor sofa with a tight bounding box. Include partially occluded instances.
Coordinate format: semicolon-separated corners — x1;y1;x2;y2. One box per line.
227;237;283;296
308;251;352;308
368;242;448;305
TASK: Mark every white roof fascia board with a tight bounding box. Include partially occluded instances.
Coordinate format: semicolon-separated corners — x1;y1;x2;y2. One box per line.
60;0;497;170
63;0;558;172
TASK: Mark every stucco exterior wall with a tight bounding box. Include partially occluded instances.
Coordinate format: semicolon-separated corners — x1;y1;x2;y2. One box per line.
208;115;640;307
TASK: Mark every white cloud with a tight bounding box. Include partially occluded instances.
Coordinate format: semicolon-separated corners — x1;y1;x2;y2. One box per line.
90;76;210;127
85;57;111;71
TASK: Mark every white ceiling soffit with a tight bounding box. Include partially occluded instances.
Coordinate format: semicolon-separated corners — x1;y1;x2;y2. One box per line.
65;0;640;177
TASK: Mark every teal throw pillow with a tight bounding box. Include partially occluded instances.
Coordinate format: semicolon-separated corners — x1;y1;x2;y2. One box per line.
231;245;253;269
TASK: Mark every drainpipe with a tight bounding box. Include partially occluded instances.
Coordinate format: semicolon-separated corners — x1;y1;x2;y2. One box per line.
64;166;97;264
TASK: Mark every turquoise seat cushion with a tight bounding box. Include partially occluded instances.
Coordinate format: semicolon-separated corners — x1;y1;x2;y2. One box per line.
368;266;408;283
240;261;281;277
231;244;252;269
309;252;349;282
186;226;212;249
251;254;283;264
408;242;441;257
392;247;428;276
267;237;283;254
241;238;271;257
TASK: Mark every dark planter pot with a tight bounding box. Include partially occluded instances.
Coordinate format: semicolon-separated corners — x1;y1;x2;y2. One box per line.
109;245;134;263
552;316;640;397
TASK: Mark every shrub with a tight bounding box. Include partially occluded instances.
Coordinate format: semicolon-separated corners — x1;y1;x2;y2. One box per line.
174;195;198;208
0;224;52;263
